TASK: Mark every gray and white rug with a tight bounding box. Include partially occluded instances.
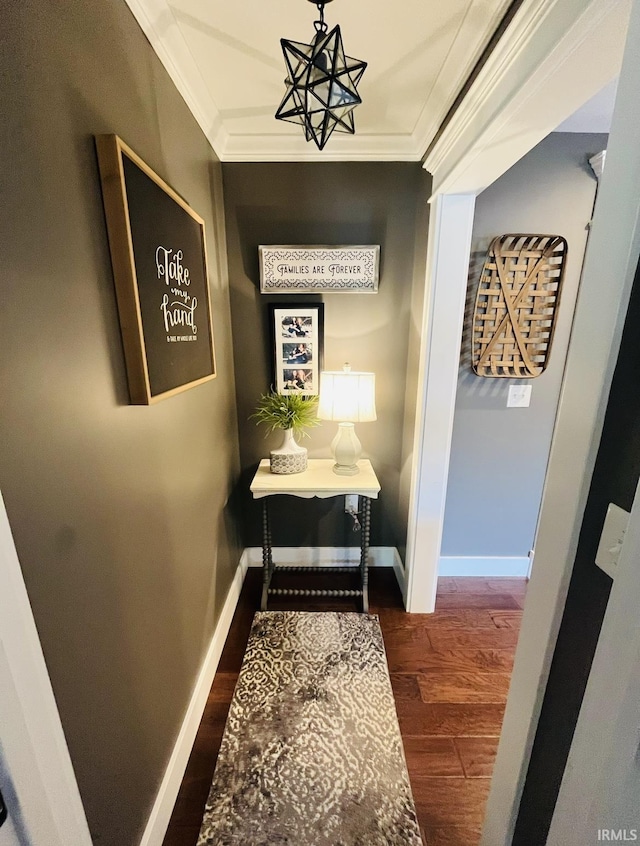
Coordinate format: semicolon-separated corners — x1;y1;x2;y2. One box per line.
197;611;422;845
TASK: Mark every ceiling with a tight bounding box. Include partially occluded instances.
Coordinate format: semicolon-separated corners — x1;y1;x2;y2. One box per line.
127;0;514;161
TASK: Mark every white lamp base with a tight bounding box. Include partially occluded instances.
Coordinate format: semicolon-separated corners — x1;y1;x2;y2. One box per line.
331;422;361;475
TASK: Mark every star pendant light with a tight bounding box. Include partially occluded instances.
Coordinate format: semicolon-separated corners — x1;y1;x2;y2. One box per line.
275;0;367;151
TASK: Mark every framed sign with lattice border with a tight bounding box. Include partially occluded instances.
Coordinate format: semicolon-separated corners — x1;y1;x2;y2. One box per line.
472;234;568;378
259;246;379;293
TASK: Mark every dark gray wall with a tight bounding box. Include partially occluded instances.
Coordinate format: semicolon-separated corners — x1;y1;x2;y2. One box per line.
442;133;606;562
222;162;431;553
0;2;240;844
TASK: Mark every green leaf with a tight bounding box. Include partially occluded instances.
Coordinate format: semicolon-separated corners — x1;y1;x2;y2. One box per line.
249;390;319;438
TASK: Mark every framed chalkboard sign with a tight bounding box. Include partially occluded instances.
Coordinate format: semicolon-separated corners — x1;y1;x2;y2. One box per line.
96;135;216;404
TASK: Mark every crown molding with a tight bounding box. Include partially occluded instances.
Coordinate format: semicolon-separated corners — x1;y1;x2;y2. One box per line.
125;0;422;161
123;0;229;159
424;0;559;176
424;0;629;193
122;0;481;162
220;132;422;162
125;0;623;166
411;0;513;162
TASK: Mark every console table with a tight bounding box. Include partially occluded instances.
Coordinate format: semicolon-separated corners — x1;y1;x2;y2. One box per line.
249;459;381;612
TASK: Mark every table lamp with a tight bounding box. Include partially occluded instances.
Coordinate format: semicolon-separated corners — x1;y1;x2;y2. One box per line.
318;364;377;475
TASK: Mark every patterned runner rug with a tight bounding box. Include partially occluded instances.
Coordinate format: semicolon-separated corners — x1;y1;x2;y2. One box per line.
197;611;422;845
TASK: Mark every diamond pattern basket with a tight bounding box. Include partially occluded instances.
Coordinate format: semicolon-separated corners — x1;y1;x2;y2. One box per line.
472;234;568;378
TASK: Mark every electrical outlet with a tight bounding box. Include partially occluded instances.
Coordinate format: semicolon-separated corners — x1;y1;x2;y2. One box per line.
507;384;532;407
345;494;359;513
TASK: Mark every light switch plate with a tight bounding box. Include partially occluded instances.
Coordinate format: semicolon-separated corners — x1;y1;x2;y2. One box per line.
507;385;532;407
595;502;630;580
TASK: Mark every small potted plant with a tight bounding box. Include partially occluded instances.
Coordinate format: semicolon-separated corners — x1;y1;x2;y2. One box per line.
251;390;319;474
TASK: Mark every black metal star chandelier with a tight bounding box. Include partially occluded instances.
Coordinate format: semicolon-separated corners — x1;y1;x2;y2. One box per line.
275;0;367;151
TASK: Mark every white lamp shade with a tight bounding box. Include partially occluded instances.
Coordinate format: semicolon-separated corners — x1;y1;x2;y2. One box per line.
318;368;377;422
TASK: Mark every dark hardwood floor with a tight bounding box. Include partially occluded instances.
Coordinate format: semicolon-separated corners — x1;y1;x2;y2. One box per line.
162;569;526;846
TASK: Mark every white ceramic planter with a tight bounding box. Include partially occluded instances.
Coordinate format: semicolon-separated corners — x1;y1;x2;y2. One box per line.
270;428;308;474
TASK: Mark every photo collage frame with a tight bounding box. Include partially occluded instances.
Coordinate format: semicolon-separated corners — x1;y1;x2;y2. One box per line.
270;304;324;396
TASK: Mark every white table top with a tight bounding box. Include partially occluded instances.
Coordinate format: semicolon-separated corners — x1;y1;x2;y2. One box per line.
250;458;381;499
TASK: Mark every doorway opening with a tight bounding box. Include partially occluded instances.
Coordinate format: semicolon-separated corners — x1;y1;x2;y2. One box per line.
404;0;637;842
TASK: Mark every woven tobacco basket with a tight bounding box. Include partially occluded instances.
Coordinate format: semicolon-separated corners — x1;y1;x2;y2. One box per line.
472;234;568;378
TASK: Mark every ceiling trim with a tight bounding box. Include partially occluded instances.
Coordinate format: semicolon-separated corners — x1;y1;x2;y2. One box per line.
124;0;518;162
124;0;426;161
124;0;229;158
220;133;422;163
412;0;520;160
425;0;568;176
424;0;629;193
422;0;528;161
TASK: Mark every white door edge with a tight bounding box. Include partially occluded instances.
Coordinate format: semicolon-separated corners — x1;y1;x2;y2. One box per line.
0;492;92;846
547;477;640;844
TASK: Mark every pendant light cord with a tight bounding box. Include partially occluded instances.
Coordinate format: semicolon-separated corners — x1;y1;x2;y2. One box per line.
314;2;327;34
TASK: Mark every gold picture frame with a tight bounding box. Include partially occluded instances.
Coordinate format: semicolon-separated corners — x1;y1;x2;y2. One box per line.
96;134;216;404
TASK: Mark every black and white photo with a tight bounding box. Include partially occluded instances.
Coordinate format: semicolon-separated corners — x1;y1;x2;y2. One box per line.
271;304;323;395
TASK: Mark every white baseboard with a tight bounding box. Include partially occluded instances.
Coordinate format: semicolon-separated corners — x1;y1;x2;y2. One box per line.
390;548;406;601
139;554;249;846
241;544;398;568
438;555;530;577
241;545;406;599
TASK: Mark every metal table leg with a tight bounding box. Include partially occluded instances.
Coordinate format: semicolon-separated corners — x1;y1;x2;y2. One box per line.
360;496;371;613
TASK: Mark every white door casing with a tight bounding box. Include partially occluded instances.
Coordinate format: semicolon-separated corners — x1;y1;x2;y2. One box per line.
405;193;476;613
407;0;631;610
406;0;631;614
0;492;92;846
